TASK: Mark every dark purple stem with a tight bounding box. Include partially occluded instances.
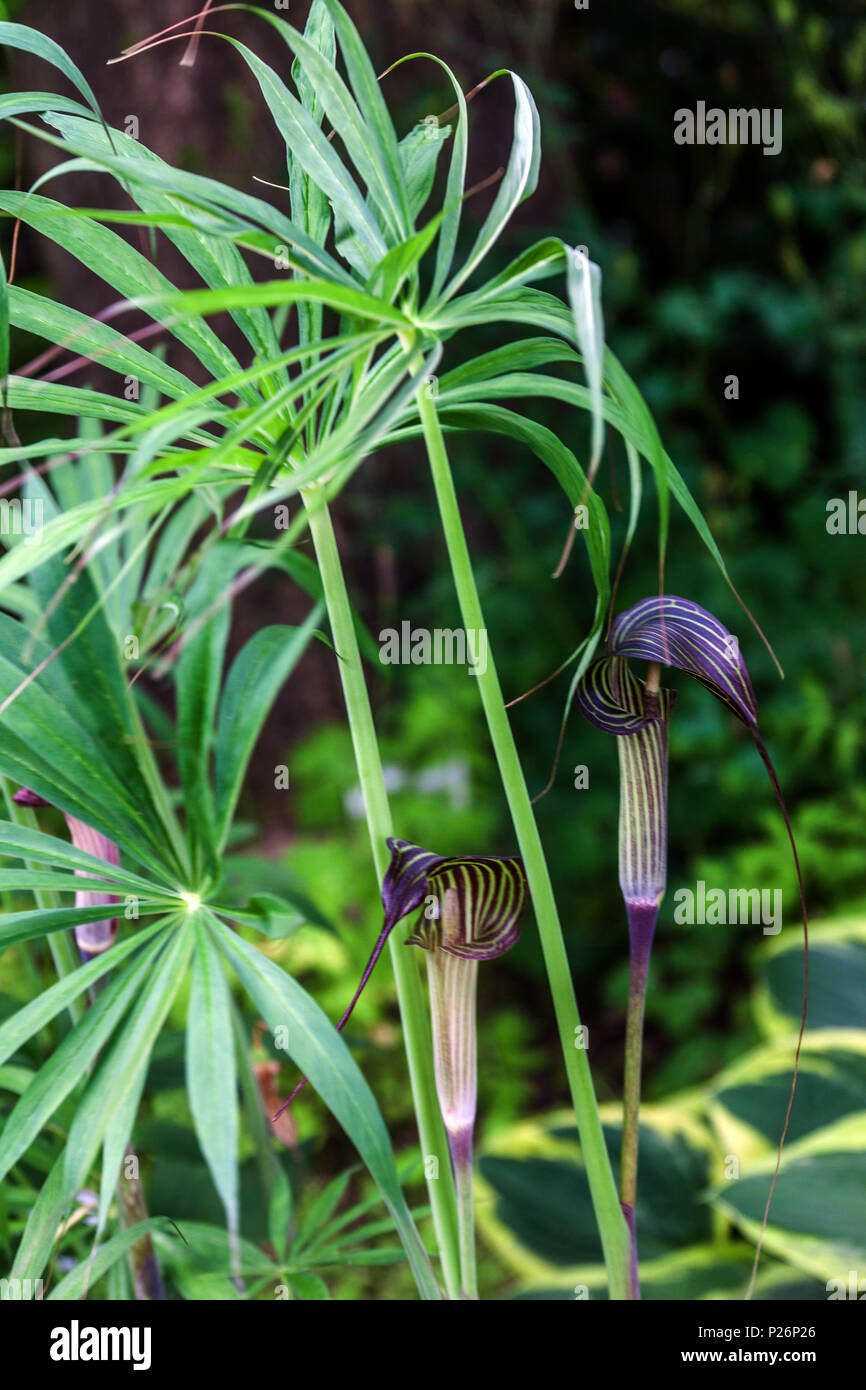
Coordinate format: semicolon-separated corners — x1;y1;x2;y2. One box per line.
273;920;395;1118
620;899;658;1300
620;1201;639;1301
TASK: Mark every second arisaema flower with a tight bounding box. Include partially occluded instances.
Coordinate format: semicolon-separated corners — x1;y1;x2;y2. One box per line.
283;837;527;1299
382;840;527;1299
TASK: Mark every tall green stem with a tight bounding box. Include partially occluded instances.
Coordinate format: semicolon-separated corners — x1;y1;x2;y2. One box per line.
415;387;631;1300
303;493;462;1300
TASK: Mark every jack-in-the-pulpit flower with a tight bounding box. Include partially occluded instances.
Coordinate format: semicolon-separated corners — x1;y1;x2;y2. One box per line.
577;595;806;1300
283;836;527;1299
13;787;119;960
384;839;527;1299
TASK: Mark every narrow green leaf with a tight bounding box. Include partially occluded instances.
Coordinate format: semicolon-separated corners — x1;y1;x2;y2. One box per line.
142;276;414;330
0;917;167;1069
63;920;194;1195
398;118;451;223
268;1166;293;1262
213;608;322;847
436;71;540;302
41;114;282;371
29;113;353;287
320;0;411;233
8;1152;68;1288
175;547;234;870
0;23;101;114
0;900;151;951
296;1169;354;1247
186;919;239;1241
96;1060;148;1232
0;926;172;1184
0;190;243;384
219;36;386;269
0;819;169;895
7;285;199;400
264;8;408;241
566;247;605;476
209;914;441;1300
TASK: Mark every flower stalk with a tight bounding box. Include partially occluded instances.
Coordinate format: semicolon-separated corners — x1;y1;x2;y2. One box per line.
614;658;673;1297
397;842;528;1300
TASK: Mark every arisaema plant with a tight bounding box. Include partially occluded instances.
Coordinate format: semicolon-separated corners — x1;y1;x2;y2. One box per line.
576;596;808;1299
0;2;804;1299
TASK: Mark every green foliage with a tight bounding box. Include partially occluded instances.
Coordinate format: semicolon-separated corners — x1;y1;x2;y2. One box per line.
0;0;848;1302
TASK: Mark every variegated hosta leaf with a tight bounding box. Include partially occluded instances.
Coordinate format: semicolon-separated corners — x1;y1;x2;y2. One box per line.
609;595;758;729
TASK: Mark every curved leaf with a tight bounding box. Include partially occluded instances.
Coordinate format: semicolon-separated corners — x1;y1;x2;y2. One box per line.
208;914;441;1300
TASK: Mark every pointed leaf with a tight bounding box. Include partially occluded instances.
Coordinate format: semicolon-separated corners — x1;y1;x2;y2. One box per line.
186;920;239;1239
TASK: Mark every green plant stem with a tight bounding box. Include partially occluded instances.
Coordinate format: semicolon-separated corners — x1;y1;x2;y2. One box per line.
415;385;632;1300
303;493;462;1301
127;692;191;882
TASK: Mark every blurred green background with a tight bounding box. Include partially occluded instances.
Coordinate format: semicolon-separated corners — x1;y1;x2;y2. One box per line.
1;0;864;1298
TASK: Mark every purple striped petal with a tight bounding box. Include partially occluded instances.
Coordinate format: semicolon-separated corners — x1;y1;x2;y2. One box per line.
275;837;527;1115
405;854;527;961
575;656;673;737
382;838;445;933
609;595;758;728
